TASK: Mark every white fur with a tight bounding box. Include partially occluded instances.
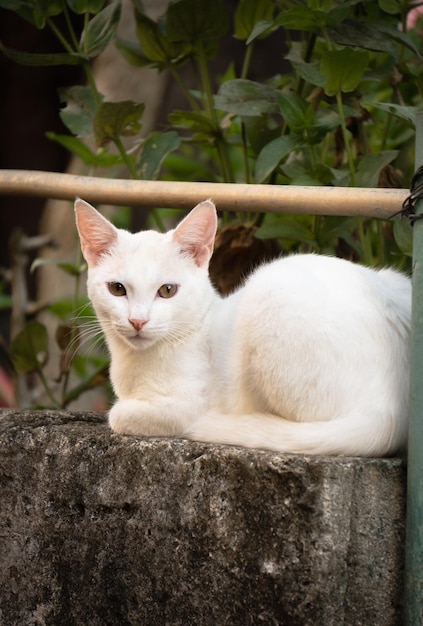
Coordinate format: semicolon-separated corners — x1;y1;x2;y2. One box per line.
75;198;411;457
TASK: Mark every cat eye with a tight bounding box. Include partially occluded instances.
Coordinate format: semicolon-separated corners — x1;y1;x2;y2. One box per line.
157;283;178;298
108;282;127;297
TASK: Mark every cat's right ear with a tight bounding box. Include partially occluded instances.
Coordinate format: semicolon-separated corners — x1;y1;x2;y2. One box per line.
172;200;218;268
74;198;117;266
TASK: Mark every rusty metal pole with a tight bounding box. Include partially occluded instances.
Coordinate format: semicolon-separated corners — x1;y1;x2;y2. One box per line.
0;168;408;218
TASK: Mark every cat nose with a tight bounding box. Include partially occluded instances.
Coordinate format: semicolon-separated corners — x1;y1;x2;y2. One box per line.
128;318;148;332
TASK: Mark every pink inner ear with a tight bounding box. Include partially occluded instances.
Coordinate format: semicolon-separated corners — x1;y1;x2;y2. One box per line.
173;200;217;267
75;199;117;266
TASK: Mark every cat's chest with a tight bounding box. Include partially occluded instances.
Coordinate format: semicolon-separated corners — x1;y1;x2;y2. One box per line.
111;337;211;400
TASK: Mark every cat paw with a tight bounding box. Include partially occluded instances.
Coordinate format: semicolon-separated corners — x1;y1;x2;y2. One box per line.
108;398;187;436
109;399;154;436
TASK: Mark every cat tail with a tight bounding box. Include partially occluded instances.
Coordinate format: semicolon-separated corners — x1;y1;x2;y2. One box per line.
185;410;407;457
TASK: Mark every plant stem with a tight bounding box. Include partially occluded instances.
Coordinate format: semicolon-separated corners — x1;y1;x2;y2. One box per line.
377;219;386;266
82;11;91;56
322;24;374;264
196;42;234;182
312;214;322;252
322;29;356;179
241;121;251;184
47;17;76;55
356;216;373;265
82;61;102;105
335;92;374;263
60;248;84;404
197;42;217;122
61;1;81;51
215;137;234;183
297;32;317;96
169;66;201;112
113;137;137;178
335;91;356;186
308;137;318;172
240;42;254;80
381;111;393;152
37;367;61;409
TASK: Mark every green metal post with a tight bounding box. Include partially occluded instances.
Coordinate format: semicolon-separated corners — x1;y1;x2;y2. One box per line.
405;111;423;625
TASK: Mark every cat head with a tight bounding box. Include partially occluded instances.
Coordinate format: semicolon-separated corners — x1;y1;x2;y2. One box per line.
74;199;218;351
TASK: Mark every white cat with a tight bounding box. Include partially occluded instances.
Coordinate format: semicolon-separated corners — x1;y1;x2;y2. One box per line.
75;198;411;457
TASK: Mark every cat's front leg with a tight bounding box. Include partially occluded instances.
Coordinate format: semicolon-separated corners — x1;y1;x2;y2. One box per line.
109;398;192;437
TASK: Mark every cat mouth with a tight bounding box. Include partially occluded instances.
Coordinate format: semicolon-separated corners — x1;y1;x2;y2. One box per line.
129;332;148;341
125;332;155;348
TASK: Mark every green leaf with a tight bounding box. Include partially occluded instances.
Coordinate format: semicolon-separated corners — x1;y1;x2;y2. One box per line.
166;0;230;44
276;92;339;143
64;362;109;406
7;0;64;28
81;1;121;57
255;214;316;245
375;23;421;58
34;0;63;27
0;0;32;26
55;323;78;351
135;11;174;66
356;150;398;188
46;132;122;167
138;131;181;179
285;51;326;87
371;103;418;126
48;296;92;321
234;0;274;41
46;132;95;162
242;114;280;155
275;6;325;32
318;215;356;242
116;37;154;67
0;294;12;311
168;111;217;133
275;5;349;33
133;2;193;67
310;0;334;9
31;257;87;276
11;321;49;374
378;0;402;15
255;135;301;183
393;218;413;257
214;79;278;116
0;0;27;9
310;108;341;141
93;100;145;147
66;0;106;14
327;20;397;57
246;19;275;44
320;48;369;96
58;85;99;137
0;42;83;66
276;91;309;131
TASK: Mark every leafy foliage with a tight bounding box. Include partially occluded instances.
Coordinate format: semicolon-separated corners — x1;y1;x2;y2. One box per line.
0;0;421;407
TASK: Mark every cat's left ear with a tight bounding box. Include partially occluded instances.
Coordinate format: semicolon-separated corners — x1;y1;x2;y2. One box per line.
172;200;217;267
74;198;117;266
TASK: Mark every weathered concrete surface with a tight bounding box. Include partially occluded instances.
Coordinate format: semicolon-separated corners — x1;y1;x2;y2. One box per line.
0;410;405;626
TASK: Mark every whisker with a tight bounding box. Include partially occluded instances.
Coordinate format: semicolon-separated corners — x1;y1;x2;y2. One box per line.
62;315;108;363
68;308;201;357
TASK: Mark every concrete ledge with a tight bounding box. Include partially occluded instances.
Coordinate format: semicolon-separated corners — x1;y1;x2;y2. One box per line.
0;411;405;625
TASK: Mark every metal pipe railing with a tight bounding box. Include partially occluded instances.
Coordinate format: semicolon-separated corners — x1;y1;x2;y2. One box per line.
0;169;408;218
405;113;423;626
